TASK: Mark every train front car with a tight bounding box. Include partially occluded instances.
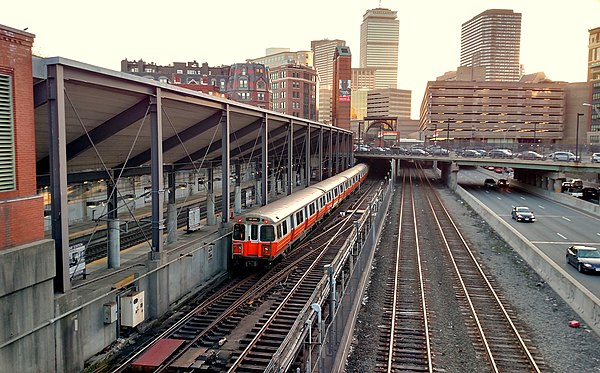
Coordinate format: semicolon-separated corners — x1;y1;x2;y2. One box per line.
231;163;368;266
232;187;324;266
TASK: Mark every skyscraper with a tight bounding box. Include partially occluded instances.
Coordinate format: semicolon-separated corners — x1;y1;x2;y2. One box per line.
359;8;399;89
460;9;522;82
588;27;600;134
312;39;346;124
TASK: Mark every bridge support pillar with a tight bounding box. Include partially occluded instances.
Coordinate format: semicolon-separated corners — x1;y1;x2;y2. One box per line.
282;172;288;194
166;171;177;244
541;175;549;190
439;162;459;190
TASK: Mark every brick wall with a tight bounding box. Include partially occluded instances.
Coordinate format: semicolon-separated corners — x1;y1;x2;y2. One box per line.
0;25;44;249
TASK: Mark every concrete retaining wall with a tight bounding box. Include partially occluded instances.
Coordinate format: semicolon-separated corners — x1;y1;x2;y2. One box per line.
0;240;56;373
456;186;600;337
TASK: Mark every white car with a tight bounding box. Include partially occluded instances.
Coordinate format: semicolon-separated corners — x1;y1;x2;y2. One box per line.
592;153;600;163
548;151;577;162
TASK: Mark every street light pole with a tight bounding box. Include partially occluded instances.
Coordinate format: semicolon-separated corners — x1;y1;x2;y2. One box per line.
576;113;584;163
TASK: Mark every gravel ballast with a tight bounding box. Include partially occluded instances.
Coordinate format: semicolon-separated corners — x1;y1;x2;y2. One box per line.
346;179;600;372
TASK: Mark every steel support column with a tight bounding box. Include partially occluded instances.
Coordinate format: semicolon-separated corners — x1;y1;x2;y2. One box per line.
287;121;293;195
319;128;323;181
234;163;242;213
47;64;70;292
335;131;340;174
221;107;230;223
261;115;268;206
328;130;333;178
207;167;216;225
149;90;164;254
305;124;311;187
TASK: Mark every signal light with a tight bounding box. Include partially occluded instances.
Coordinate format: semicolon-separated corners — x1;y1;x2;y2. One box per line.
237;218;242;223
263;219;268;224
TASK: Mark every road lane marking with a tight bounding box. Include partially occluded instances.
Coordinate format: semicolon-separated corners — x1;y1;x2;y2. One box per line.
561;217;571;221
557;233;568;240
520;196;526;200
537;205;545;209
497;196;502;200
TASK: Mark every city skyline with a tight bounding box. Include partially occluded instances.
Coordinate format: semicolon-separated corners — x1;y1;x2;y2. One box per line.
3;0;599;119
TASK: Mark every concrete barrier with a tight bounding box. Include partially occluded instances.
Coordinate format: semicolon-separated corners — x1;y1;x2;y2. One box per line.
456;186;600;337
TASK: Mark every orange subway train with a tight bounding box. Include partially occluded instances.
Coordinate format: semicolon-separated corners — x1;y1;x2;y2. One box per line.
231;163;369;265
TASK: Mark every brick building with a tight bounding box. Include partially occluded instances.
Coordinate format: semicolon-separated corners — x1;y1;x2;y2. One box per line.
121;59;269;109
269;63;317;120
0;25;44;248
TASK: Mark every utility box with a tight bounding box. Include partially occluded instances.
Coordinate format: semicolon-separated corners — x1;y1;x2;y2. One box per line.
103;301;118;324
121;291;145;327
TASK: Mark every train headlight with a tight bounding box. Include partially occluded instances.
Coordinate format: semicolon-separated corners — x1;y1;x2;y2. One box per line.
262;245;270;256
233;243;243;255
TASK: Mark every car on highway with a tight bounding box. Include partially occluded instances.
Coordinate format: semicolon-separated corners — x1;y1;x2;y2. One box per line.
566;245;600;273
409;148;430;156
484;178;496;188
582;187;599;201
548;151;577;162
496;178;509;188
564;187;583;198
489;149;513;159
511;206;535;222
517;150;545;160
462;149;482;158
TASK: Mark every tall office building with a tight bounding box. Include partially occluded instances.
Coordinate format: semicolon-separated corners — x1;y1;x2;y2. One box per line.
332;46;352;130
588;27;600;135
359;8;399;89
311;39;346;124
460;9;522;82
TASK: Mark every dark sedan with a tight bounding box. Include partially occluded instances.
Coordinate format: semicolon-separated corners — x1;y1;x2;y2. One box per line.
566;246;600;273
511;206;535;222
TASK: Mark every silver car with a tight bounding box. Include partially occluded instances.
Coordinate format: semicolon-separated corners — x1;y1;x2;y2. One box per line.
548;151;576;162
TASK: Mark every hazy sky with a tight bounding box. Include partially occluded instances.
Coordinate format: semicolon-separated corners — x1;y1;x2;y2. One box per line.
4;0;600;119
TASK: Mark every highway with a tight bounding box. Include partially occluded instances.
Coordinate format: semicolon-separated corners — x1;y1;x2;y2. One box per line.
458;168;600;295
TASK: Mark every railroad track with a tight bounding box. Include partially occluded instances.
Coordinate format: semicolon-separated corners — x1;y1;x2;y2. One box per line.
109;180;380;372
374;171;433;372
416;166;544;372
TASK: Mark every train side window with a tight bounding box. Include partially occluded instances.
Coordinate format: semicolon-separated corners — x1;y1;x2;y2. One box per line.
250;224;259;240
260;225;275;242
296;210;304;224
233;224;246;240
282;220;288;235
277;224;282;239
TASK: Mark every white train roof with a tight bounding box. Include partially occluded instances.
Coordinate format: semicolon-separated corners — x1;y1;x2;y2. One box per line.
238;164;368;224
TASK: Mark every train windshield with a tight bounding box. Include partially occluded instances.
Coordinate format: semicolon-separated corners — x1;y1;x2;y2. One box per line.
233;224;245;240
260;225;275;242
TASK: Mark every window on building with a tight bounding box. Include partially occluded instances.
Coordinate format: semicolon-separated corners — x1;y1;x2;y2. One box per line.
159;77;168;84
220;80;226;90
240;79;248;88
258;93;265;101
211;79;217;86
176;69;183;74
239;92;250;100
280;91;286;99
144;67;154;73
130;67;139;72
257;81;265;90
0;73;15;191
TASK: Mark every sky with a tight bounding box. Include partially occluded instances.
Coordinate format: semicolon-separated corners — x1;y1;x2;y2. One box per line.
3;0;600;119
